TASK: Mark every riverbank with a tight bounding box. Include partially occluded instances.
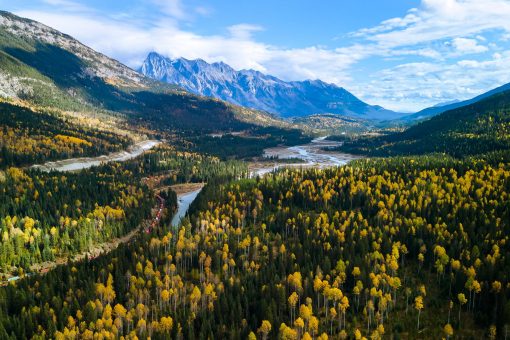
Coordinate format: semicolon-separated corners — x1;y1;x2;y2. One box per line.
250;136;361;176
169;182;205;195
31;139;161;172
170;183;205;227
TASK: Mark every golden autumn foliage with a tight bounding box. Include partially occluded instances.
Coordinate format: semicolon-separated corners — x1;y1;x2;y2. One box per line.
1;156;508;339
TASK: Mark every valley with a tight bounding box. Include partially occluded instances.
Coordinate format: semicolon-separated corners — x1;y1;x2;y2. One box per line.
251;137;360;176
0;8;509;340
2;177;205;286
31;139;161;172
263;136;360;168
4;135;353;283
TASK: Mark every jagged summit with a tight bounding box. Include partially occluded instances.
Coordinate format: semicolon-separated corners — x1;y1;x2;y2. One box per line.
140;52;402;119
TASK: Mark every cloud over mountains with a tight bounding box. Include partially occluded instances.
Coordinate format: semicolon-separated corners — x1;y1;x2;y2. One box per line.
12;0;510;111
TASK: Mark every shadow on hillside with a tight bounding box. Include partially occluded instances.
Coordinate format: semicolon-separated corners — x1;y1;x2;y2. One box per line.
3;43;251;132
4;43;135;109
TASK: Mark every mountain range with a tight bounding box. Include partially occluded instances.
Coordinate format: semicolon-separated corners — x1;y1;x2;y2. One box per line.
0;11;295;134
140;52;402;120
2;9;510;137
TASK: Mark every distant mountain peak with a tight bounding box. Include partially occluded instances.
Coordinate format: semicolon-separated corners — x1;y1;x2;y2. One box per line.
432;99;461;108
403;82;510;122
0;11;288;132
139;52;401;120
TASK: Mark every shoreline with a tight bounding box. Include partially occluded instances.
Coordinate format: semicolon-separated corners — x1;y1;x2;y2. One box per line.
30;139;161;172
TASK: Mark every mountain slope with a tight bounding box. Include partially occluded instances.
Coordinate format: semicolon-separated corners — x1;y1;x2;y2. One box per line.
140;52;402;120
340;89;510;157
404;82;510;121
0;100;131;168
0;11;150;102
0;11;291;134
290;113;372;134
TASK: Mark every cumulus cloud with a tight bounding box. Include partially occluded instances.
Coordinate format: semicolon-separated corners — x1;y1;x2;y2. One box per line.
358;0;510;48
15;9;360;85
12;0;510;111
451;38;488;55
353;51;510;111
345;0;510;110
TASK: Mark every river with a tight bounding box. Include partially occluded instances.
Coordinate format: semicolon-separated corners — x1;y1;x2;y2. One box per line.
3;136;356;283
252;136;359;176
171;137;357;227
31;140;161;172
28;137;198;230
28;136;354;227
171;189;203;227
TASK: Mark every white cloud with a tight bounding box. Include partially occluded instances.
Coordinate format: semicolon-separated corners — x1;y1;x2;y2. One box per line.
451;37;488;55
345;0;510;109
352;10;421;37
12;0;510;111
227;24;264;40
354;50;510;111
359;0;510;48
194;6;212;17
15;10;361;85
151;0;185;20
41;0;90;12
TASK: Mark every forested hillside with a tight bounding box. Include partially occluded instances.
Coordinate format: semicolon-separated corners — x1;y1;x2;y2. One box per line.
0;11;294;135
1;155;508;338
0;101;130;168
0;145;247;279
340;90;510;158
0;165;153;274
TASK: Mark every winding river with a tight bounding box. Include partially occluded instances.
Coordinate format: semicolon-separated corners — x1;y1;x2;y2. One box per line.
29;138;201;229
31;140;161;172
28;137;355;226
173;137;358;226
252;136;359;176
4;136;357;283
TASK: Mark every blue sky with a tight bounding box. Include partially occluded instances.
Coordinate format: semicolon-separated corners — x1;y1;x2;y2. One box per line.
2;0;510;112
